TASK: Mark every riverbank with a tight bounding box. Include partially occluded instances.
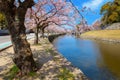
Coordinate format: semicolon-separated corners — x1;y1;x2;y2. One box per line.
80;30;120;43
0;37;87;80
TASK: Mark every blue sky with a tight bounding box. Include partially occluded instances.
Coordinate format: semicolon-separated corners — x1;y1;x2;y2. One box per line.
71;0;113;25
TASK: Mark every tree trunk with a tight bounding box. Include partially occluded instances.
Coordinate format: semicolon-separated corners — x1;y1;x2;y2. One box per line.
34;27;39;44
41;27;46;38
12;33;37;75
7;19;37;75
2;1;37;75
40;29;44;38
41;29;44;38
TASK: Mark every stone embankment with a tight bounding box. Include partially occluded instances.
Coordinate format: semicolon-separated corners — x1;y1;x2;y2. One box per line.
106;23;120;30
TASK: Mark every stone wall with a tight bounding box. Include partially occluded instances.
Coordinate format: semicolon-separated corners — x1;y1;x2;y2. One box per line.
106;23;120;30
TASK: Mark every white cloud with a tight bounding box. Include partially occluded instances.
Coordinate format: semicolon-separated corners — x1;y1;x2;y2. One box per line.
82;0;104;10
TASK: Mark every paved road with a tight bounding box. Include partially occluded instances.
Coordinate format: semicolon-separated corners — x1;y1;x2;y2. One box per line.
0;33;34;50
0;35;11;44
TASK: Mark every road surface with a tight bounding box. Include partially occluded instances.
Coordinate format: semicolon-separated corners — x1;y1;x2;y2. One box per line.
0;33;34;50
0;35;11;44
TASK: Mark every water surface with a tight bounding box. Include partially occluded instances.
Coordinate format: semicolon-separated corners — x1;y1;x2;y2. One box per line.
53;35;120;80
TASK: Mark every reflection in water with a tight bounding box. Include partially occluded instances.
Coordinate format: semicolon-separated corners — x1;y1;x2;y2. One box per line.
53;35;120;80
97;42;120;79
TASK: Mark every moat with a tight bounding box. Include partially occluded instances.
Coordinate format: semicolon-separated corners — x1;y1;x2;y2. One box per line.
53;35;120;80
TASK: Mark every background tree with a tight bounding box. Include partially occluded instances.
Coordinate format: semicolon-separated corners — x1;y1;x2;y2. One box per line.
0;0;37;75
92;20;101;30
25;0;78;44
100;0;120;27
0;13;7;29
45;25;68;34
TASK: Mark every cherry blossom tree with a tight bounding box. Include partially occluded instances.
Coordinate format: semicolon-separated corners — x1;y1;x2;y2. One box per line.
45;25;67;34
92;20;101;30
25;0;79;44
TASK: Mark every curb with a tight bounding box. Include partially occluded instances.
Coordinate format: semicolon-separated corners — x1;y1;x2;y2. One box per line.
0;45;12;52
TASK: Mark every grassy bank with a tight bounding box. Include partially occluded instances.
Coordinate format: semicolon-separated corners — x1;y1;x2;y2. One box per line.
80;30;120;42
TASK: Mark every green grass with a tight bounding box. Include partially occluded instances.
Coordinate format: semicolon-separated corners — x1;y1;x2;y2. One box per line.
34;43;42;46
28;71;37;77
81;30;120;40
5;65;37;80
5;65;20;80
57;68;74;80
45;48;53;53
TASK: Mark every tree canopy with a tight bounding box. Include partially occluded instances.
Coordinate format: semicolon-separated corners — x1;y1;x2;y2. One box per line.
100;0;120;26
